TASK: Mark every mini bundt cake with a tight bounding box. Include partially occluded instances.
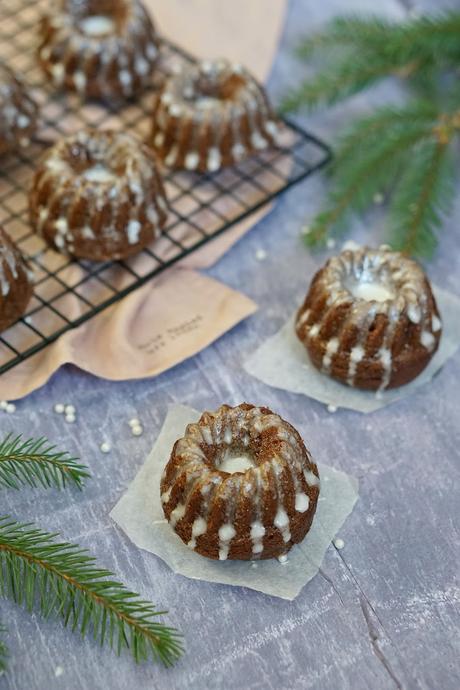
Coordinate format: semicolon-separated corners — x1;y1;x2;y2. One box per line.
150;58;280;173
161;403;320;561
0;227;33;333
29;129;168;261
38;0;160;100
296;246;442;391
0;62;38;156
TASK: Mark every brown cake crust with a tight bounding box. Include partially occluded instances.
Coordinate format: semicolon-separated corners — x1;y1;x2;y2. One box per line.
0;63;38;157
149;59;280;173
0;227;33;333
296;246;442;391
161;403;320;561
38;0;160;101
29;129;168;261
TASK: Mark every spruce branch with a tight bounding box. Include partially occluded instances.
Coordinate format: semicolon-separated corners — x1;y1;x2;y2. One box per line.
0;517;183;666
0;623;8;674
388;136;455;256
304;107;435;246
283;11;460;256
0;434;90;490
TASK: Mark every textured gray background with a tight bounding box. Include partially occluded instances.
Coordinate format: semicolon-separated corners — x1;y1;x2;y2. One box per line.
1;0;460;688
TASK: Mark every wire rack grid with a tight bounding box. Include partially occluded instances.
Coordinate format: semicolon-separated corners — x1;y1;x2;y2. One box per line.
0;0;331;376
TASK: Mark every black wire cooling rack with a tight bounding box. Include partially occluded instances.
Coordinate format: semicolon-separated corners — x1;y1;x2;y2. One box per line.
0;0;331;376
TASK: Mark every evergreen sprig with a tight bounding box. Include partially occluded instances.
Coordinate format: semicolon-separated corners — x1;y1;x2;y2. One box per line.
282;11;460;256
0;434;90;490
0;517;183;666
0;623;8;674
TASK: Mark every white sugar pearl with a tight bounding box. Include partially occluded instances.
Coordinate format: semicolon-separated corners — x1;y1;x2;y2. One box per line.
65;404;75;415
327;404;338;413
6;403;16;414
255;249;267;261
373;192;384;205
128;418;141;428
54;666;64;678
65;413;76;424
333;537;345;550
0;400;7;410
54;403;65;414
131;425;143;437
301;225;311;236
100;442;111;454
278;554;288;564
326;238;336;249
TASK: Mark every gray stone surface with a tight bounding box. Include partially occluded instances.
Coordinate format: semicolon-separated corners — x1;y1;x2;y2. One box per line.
1;0;459;688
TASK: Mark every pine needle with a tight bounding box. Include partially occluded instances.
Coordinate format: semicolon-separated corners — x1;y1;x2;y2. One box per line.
389;137;455;256
0;517;183;666
0;623;8;674
0;434;90;490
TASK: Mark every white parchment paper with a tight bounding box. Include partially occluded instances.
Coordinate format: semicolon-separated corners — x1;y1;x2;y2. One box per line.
244;286;460;414
110;404;358;601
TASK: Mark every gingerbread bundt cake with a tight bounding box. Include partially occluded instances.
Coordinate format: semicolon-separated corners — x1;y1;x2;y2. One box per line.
296;246;442;391
0;63;38;156
29;129;168;261
0;227;33;333
150;59;280;173
38;0;160;100
161;404;320;561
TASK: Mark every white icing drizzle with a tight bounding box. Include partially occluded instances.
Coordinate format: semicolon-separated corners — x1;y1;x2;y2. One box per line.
0;64;37;153
30;130;167;256
296;246;441;390
161;404;320;560
40;0;160;99
152;58;277;171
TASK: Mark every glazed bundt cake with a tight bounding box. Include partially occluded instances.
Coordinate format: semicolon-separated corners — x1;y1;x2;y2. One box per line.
296;246;442;391
38;0;160;100
161;403;320;561
0;227;33;333
0;63;38;156
150;58;280;173
29;129;168;261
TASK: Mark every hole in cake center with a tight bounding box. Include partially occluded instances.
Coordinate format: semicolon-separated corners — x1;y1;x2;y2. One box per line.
80;15;116;37
348;280;395;302
219;450;254;474
195;96;221;110
83;164;115;184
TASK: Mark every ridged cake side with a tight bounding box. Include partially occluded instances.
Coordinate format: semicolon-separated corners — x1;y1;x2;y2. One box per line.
0;63;37;156
29;129;168;261
296;246;442;390
150;59;280;173
38;0;160;99
161;403;320;561
0;227;33;333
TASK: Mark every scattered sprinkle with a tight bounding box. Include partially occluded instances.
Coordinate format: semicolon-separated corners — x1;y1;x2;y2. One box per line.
65;413;76;424
250;562;258;568
128;418;141;428
54;666;64;678
6;403;16;414
327;404;338;413
0;400;7;410
333;538;345;550
301;225;311;235
255;248;267;261
373;192;384;205
131;425;143;437
278;554;289;564
100;442;111;454
54;403;65;414
326;238;336;249
64;404;75;415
